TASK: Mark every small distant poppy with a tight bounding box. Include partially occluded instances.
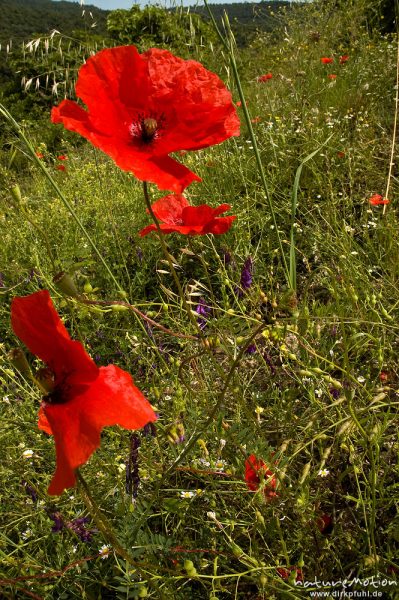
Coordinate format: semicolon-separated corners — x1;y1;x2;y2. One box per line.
321;57;333;64
257;73;273;82
35;152;44;159
139;194;236;237
277;567;303;582
251;117;261;124
369;194;390;206
57;155;68;161
244;454;277;498
56;164;66;172
337;151;345;158
236;101;242;107
328;74;337;80
339;55;349;64
316;513;333;534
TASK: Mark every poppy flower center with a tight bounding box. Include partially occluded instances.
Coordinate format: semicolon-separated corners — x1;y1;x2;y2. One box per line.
129;114;165;145
35;367;70;404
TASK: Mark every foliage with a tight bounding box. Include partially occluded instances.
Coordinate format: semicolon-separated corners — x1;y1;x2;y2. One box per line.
0;0;108;43
0;0;399;598
107;5;218;52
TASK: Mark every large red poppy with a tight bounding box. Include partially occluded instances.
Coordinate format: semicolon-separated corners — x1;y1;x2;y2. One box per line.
51;46;240;193
11;290;156;495
244;454;277;498
139;194;236;237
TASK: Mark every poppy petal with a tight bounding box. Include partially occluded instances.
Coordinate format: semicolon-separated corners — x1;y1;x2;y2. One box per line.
43;364;156;495
150;194;188;223
11;290;97;383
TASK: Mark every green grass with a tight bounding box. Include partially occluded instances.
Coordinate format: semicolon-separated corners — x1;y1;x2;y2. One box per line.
1;1;399;598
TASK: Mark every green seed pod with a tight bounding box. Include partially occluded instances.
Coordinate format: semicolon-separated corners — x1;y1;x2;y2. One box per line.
53;271;80;298
111;304;129;312
184;560;194;572
83;282;93;294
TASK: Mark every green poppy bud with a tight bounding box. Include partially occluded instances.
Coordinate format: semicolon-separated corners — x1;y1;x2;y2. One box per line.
53;272;80;298
8;348;31;375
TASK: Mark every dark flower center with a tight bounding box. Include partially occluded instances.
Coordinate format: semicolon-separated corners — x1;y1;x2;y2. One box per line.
129;114;165;145
142;118;158;142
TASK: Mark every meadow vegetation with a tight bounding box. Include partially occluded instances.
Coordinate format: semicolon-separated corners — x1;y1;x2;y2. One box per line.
0;0;398;598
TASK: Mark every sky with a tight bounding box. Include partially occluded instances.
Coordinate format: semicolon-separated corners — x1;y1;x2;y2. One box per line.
54;0;255;10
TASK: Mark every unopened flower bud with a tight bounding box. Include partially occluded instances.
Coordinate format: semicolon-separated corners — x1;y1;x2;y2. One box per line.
8;348;30;375
53;272;80;298
111;304;130;312
10;184;23;205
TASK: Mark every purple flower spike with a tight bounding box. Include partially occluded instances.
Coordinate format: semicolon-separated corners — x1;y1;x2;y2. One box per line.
67;516;97;542
241;257;253;290
195;297;211;330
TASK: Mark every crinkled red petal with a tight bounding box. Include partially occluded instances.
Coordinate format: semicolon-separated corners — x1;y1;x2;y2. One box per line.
150;194;188;223
42;364;156;495
11;290;97;384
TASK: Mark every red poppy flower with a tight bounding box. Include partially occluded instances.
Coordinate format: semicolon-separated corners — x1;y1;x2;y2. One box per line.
35;152;44;159
11;290;156;495
251;117;261;124
321;57;333;64
57;155;68;161
337;151;346;158
51;46;240;193
257;73;273;82
244;454;277;498
56;164;66;172
236;100;242;107
339;55;349;64
277;567;303;582
369;194;390;205
139;194;236;237
328;74;337;80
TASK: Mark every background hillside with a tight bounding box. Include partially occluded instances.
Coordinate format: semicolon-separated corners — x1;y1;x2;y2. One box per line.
0;0;109;41
0;0;290;43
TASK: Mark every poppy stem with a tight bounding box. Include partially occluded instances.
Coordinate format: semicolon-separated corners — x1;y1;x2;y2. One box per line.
142;181;202;335
75;470;136;566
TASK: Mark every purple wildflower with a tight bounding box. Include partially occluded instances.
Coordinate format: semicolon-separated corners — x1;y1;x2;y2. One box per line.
240;257;253;290
22;481;38;502
245;344;257;355
195;297;211;330
67;516;96;542
329;387;340;399
143;421;157;437
126;434;141;499
49;511;65;533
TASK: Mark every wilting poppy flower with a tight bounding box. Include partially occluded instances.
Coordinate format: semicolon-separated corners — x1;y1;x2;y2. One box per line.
257;73;273;82
51;46;240;193
139;194;236;237
11;290;156;495
244;454;277;498
56;164;66;172
337;150;346;158
369;194;390;206
339;55;349;64
321;57;333;64
328;74;337;80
